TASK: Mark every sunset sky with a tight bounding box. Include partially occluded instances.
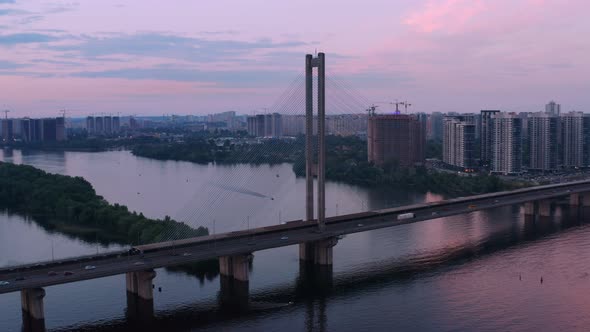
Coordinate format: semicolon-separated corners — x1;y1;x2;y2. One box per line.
0;0;588;117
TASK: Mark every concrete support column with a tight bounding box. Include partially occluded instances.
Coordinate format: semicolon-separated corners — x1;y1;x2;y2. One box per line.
219;254;250;282
299;238;338;266
569;193;580;206
582;193;590;207
126;269;156;300
125;269;156;324
539;200;551;217
21;288;45;332
523;201;537;216
219;254;251;310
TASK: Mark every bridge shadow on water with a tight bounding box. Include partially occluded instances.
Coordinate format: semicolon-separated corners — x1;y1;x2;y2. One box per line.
51;205;590;332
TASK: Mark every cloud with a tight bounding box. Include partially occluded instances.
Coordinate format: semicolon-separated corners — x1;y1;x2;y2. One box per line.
404;0;487;34
0;33;57;44
0;9;28;15
51;33;306;63
0;60;24;69
19;15;44;24
72;67;296;87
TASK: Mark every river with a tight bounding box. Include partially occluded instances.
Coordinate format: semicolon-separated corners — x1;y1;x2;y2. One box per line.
1;148;590;331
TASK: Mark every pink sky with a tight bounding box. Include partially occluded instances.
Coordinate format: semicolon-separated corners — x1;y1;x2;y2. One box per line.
0;0;588;116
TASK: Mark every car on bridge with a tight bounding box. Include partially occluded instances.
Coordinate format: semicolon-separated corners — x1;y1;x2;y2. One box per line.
0;281;9;286
397;213;415;220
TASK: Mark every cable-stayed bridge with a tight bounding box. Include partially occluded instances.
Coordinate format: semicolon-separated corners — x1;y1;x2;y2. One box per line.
3;53;590;331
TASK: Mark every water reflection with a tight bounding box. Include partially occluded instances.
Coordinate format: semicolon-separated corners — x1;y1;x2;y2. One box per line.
40;205;590;332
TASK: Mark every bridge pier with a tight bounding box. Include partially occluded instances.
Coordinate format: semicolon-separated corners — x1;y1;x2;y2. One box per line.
125;269;156;324
21;288;45;332
299;238;338;266
218;254;250;310
569;193;581;206
539;200;552;217
523;201;537;217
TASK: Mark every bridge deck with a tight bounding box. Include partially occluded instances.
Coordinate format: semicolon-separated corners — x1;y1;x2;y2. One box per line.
1;180;590;294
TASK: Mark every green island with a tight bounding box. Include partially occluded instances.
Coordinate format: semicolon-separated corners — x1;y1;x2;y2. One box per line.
0;161;208;245
131;137;300;164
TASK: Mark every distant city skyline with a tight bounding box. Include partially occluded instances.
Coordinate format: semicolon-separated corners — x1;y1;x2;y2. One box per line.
0;0;588;116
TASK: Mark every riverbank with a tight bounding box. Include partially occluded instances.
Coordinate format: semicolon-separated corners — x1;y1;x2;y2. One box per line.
131;137;300;164
132;135;528;196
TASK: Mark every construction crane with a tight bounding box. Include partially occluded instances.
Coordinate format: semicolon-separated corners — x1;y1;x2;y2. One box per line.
375;101;406;114
402;101;412;113
365;104;378;116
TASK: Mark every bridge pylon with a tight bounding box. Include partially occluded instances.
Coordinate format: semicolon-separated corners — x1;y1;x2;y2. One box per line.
301;52;332;265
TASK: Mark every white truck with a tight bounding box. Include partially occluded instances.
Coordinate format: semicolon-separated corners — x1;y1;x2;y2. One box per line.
397;213;415;220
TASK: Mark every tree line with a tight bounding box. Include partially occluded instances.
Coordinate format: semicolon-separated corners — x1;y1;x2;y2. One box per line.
0;162;208;245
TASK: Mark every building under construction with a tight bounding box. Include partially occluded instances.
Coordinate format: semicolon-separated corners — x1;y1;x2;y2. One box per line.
367;114;426;167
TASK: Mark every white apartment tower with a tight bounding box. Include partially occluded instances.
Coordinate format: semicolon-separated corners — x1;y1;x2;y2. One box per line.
491;113;522;175
443;116;476;169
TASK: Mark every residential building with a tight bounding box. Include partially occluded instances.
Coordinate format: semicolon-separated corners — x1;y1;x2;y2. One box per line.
545;101;561;116
561;112;584;167
491;112;522;174
528;112;559;171
442;115;476;169
428;112;444;141
480;110;500;167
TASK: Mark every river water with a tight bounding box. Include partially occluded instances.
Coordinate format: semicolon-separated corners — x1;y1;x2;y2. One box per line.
1;148;590;331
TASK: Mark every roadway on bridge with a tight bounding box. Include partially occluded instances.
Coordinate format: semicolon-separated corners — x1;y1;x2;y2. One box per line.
1;181;589;294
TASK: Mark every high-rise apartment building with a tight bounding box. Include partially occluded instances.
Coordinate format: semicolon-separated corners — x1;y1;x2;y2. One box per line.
480;110;500;167
545;101;561;116
442;116;476;169
86;116;95;134
281;115;310;136
112;116;120;133
247;113;282;137
55;117;66;141
428;112;444;141
491;113;522;174
103;116;112;135
561;112;584;168
86;116;122;135
367;114;425;167
528;112;559;171
95;117;104;134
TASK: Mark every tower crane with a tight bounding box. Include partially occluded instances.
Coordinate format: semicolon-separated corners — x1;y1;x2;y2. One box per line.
365;104;378;116
375;101;406;114
402;101;412;113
